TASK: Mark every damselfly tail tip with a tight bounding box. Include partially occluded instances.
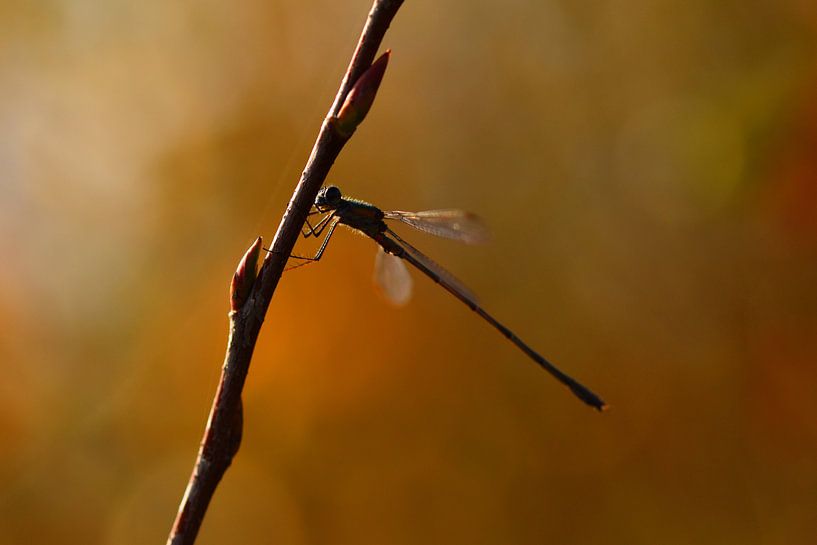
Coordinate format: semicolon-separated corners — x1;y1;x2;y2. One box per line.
568;383;608;412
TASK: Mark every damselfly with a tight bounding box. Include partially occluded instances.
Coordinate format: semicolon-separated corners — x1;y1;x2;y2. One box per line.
291;186;607;411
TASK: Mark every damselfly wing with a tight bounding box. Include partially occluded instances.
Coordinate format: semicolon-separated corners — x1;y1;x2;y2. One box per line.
383;210;490;245
373;209;486;306
374;247;413;306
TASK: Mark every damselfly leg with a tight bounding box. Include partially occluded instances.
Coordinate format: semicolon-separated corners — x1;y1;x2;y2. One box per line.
264;208;338;271
285;210;340;271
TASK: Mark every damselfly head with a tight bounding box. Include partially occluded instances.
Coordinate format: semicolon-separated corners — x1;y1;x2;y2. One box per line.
316;186;342;208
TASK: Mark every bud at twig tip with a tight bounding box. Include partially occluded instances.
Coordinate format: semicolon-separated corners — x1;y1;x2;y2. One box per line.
335;50;391;137
230;237;262;311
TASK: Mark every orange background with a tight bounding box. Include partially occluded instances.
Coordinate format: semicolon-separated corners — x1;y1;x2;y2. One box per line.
2;1;817;543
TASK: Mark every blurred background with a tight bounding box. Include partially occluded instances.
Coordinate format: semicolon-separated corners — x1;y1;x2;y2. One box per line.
2;0;816;543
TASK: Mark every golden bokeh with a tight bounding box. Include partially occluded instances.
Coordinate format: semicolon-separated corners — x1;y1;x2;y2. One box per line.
1;1;816;544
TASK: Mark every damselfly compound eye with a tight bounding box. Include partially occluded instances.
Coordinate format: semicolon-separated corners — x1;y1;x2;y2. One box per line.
324;186;342;204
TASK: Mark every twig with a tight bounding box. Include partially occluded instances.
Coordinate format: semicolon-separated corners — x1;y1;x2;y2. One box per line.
166;2;405;544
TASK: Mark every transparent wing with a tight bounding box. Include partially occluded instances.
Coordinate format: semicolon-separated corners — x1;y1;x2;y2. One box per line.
383;210;490;244
373;246;413;307
385;229;479;307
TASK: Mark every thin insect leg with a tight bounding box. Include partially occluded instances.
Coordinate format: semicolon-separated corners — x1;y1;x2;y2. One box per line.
264;214;336;265
302;214;318;237
302;212;335;238
302;216;317;237
302;209;326;236
284;259;316;272
285;217;341;272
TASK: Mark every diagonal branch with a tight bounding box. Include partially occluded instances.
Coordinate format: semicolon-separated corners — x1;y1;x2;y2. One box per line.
167;2;405;544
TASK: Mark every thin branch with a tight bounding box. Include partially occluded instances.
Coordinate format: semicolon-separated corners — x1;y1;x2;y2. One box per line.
166;2;405;544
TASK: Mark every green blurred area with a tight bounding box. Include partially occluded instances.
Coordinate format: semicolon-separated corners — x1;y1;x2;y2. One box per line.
1;1;816;544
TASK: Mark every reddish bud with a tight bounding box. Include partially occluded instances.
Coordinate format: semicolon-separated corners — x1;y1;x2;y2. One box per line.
230;237;262;311
335;50;391;137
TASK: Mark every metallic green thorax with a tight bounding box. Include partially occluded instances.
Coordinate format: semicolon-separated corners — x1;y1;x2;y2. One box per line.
314;186;401;254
